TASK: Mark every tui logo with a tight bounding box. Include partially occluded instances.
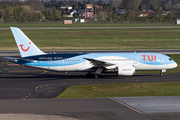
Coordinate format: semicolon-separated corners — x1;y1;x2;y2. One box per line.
141;55;156;61
19;42;31;52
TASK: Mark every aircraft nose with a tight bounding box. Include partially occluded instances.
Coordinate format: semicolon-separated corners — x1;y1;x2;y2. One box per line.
171;62;178;68
167;61;177;69
174;62;178;68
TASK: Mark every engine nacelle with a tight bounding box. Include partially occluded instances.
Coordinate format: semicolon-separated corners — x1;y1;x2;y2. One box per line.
117;65;135;76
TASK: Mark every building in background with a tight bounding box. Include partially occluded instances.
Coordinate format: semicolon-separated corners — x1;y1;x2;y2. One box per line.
138;10;156;17
85;4;94;21
175;18;180;24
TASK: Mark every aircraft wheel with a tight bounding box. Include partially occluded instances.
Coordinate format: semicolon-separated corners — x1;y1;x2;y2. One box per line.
160;73;163;77
95;75;99;79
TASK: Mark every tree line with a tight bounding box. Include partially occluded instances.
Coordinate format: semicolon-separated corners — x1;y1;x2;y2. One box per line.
0;5;44;22
0;0;180;23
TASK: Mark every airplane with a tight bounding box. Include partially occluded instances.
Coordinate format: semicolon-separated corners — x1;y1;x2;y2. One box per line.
6;27;177;78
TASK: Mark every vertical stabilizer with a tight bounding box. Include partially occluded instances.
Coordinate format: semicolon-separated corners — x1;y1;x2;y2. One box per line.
10;27;45;58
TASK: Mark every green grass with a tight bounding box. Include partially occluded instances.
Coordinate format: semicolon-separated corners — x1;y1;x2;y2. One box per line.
171;54;180;70
1;24;179;99
56;82;180;98
0;23;178;28
56;54;180;99
1;28;180;50
1;27;180;73
56;55;180;98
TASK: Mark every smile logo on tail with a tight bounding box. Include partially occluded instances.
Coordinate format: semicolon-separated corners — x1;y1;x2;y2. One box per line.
19;42;31;52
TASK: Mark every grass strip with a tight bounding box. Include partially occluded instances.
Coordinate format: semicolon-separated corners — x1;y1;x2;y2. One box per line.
0;23;178;28
56;82;180;98
1;28;180;50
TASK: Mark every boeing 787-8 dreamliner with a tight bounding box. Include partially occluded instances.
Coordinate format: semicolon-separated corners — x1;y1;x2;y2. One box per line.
6;27;177;78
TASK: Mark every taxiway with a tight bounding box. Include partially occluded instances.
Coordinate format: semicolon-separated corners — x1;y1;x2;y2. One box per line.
1;55;180;120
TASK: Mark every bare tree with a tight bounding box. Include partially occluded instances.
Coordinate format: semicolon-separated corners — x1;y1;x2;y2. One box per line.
96;10;107;21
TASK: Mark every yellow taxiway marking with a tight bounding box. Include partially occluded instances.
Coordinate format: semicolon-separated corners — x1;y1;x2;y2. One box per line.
22;75;34;77
10;70;42;73
22;70;47;77
39;70;47;74
47;71;80;76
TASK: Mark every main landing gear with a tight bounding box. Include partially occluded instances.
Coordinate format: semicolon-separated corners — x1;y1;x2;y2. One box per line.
86;67;104;79
86;72;103;79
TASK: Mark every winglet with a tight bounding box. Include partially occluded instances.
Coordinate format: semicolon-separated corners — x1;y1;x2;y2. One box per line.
10;27;45;58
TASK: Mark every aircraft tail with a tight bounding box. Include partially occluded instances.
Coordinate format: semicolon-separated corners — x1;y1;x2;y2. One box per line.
10;27;45;58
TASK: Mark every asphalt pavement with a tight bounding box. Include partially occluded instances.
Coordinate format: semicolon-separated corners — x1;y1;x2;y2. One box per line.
1;54;180;120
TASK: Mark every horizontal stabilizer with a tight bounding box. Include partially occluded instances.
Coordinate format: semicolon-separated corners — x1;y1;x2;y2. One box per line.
3;57;16;60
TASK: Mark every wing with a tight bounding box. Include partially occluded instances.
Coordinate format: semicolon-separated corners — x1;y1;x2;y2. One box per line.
83;57;115;68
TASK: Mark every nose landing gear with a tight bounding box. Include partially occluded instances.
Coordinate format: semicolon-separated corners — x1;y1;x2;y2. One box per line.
160;69;166;77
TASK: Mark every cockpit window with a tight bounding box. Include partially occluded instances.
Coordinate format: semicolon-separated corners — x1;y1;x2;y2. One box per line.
169;58;172;61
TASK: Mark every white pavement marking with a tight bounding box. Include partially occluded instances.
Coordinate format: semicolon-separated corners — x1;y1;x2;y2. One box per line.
109;97;144;114
113;96;180;113
0;113;80;120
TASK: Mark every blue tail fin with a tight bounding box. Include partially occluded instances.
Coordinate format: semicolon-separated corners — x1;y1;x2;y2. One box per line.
10;27;45;58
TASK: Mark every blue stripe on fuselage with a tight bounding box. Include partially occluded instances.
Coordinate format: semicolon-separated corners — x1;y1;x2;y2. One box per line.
21;53;87;61
15;53;175;67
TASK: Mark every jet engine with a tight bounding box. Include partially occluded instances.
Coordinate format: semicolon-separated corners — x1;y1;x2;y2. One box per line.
117;65;135;76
